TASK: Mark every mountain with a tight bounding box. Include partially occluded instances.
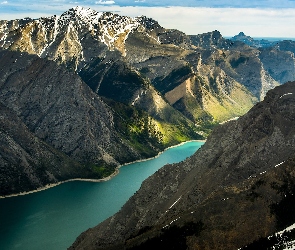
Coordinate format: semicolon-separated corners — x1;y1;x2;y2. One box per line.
2;7;295;122
70;81;295;250
0;6;283;126
0;49;143;195
259;44;295;85
0;101;85;195
230;31;277;48
1;6;295;195
0;49;198;196
230;32;295;85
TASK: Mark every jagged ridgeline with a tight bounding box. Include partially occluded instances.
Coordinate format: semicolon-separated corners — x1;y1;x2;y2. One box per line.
1;6;295;196
70;81;295;250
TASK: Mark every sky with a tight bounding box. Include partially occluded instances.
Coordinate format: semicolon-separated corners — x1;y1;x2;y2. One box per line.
1;0;295;38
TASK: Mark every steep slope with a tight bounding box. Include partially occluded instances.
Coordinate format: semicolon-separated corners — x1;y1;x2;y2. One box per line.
189;31;280;100
0;8;260;127
259;46;295;84
2;7;294;127
0;50;159;195
0;50;136;164
0;102;96;196
127;32;257;124
229;33;295;87
70;81;295;250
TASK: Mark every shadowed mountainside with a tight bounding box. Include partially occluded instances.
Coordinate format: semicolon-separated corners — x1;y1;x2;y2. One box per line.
70;82;295;250
0;50;182;195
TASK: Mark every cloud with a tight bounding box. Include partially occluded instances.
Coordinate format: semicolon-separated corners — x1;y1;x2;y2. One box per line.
1;1;8;4
95;0;115;5
89;6;295;38
108;0;295;8
0;3;295;38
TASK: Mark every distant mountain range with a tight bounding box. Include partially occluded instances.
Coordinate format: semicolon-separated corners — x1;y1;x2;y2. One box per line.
230;31;295;48
1;6;295;197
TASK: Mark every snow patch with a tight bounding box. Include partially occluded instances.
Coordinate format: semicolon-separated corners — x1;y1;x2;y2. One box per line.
165;196;182;213
275;161;285;168
280;93;293;98
162;216;181;229
277;223;295;235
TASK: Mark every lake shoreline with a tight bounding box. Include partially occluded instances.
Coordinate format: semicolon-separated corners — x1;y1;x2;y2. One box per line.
0;140;205;199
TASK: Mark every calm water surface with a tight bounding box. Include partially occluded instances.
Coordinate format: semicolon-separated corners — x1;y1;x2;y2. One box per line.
0;141;204;250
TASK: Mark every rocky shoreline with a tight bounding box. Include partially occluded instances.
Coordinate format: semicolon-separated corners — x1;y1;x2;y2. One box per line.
0;140;205;199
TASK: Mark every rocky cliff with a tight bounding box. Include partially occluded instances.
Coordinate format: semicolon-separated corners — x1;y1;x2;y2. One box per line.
0;102;86;196
0;49;173;195
70;81;295;250
2;7;292;127
1;6;295;196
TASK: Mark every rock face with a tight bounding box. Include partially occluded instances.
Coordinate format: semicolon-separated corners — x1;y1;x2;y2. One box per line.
1;6;295;196
259;47;295;85
0;50;144;195
70;82;295;250
0;50;135;165
0;102;84;195
3;6;294;127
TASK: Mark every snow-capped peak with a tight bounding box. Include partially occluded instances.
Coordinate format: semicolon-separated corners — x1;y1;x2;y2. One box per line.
72;6;102;25
0;6;148;58
58;6;102;28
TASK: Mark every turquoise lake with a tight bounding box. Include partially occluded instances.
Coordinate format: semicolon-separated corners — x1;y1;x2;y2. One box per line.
0;141;204;250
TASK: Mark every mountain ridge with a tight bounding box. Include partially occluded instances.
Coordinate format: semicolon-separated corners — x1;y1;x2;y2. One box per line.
1;49;189;195
70;81;295;250
1;6;295;196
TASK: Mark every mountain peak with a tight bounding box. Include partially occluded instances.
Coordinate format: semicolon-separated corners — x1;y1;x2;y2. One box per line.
231;31;254;42
135;15;162;30
58;6;102;26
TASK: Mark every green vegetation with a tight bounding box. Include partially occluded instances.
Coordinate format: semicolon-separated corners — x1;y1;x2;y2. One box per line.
84;162;116;179
103;98;165;157
103;97;202;158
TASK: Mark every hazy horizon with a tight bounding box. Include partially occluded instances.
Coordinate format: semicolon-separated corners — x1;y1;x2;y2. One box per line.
1;1;295;38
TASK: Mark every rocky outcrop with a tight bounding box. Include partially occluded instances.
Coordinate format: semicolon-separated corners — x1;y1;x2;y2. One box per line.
259;46;295;84
0;50;146;195
70;82;295;250
0;102;86;196
1;7;295;196
2;8;295;124
189;30;235;50
0;50;137;165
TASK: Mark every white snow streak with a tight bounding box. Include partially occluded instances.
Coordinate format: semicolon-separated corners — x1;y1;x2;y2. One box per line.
248;161;285;179
274;161;285;168
168;196;182;210
280;93;293;98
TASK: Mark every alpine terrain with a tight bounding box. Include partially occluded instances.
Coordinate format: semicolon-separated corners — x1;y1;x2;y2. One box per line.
1;6;295;200
70;82;295;250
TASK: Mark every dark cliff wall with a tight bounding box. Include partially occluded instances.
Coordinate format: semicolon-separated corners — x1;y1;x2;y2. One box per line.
70;82;295;250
